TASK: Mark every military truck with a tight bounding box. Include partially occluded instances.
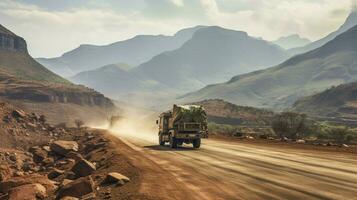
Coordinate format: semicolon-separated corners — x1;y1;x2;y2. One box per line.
157;104;208;149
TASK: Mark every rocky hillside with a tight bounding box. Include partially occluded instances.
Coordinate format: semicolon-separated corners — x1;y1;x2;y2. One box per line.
293;82;357;123
192;99;274;126
37;26;205;77
0;24;115;124
181;24;357;110
0;102;139;199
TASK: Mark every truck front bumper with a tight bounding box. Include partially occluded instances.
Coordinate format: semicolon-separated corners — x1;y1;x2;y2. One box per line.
175;133;202;139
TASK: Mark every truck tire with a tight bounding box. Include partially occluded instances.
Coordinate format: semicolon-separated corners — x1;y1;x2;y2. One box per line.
193;138;201;149
170;137;178;148
159;134;165;146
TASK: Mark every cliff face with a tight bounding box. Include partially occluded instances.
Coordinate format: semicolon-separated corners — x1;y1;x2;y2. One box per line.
0;25;27;53
0;24;116;123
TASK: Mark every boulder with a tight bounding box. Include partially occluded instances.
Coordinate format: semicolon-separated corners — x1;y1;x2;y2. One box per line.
8;183;46;200
71;159;96;177
42;157;54;166
42;146;51;152
104;172;130;186
0;164;12;182
296;139;306;144
0;174;57;193
47;168;65;180
56;159;76;171
66;152;83;161
56;176;95;199
50;141;79;156
32;148;48;163
12;110;26;119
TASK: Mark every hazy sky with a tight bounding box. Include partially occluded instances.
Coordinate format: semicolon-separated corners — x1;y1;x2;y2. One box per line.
0;0;356;57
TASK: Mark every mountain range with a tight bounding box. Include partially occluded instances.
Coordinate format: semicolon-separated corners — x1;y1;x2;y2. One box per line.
71;26;289;100
36;26;205;77
181;24;357;110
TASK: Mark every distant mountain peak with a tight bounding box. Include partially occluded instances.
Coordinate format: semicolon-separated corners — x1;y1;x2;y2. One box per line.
273;34;311;49
340;10;357;30
289;10;357;55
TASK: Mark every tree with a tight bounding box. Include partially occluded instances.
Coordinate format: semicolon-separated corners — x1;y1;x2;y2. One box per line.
74;119;84;129
272;112;307;140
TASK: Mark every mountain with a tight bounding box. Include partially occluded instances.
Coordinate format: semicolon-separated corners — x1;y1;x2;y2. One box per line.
132;26;288;92
273;34;311;49
0;24;115;125
192;99;274;126
289;11;357;55
36;26;205;77
181;24;357;110
70;63;148;97
292;82;357;123
0;25;68;84
71;26;288;103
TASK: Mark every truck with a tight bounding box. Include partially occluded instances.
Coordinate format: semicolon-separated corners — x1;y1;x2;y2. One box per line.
157;104;208;149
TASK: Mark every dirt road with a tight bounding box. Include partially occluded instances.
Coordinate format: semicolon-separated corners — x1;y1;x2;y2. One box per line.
110;131;357;200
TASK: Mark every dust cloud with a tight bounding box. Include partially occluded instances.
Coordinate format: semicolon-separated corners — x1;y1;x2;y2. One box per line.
107;105;159;143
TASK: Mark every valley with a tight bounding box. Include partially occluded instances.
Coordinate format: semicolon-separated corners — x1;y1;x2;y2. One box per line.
1;2;357;200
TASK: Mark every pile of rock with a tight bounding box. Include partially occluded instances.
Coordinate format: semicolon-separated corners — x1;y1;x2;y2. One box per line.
0;133;130;199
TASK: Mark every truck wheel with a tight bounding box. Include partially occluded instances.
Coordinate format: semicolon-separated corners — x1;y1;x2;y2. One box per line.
193;138;201;149
170;137;178;148
159;134;165;146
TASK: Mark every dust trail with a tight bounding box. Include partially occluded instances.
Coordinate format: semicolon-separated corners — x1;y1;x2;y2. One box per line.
107;105;159;143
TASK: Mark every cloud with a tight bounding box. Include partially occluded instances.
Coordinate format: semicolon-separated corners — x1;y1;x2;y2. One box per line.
171;0;184;7
0;0;355;57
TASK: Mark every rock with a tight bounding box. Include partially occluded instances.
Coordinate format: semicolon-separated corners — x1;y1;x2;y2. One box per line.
26;122;37;129
8;183;46;200
81;192;96;200
56;176;95;199
65;171;77;180
61;179;73;187
66;151;83;161
104;172;130;186
14;171;24;177
71;159;96;177
50;141;79;156
60;197;79;200
281;137;290;142
342;144;349;148
296;139;306;144
9;153;17;162
42;157;54;166
32;148;48;163
56;159;76;171
12;110;26;119
42;146;51;152
0;164;12;181
47;168;65;180
0;174;57;193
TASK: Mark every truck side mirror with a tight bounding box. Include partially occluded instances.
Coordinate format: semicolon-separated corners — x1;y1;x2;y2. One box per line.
156;120;159;125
